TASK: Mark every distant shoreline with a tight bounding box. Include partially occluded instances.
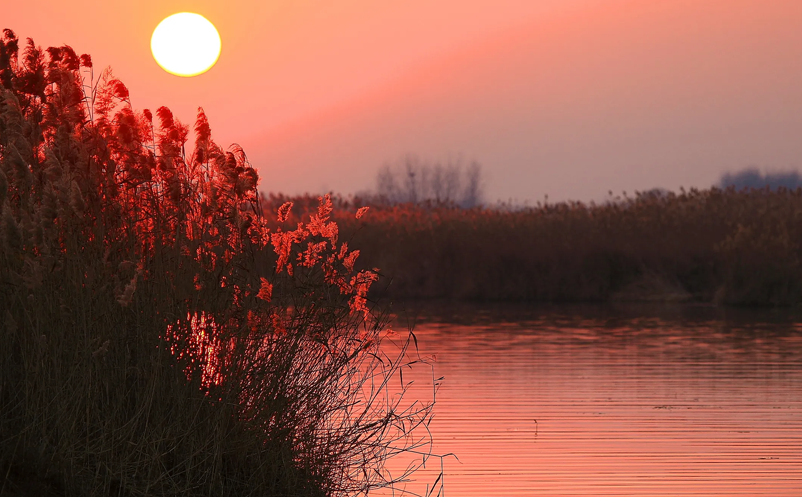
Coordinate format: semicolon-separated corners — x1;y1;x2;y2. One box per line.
263;186;802;308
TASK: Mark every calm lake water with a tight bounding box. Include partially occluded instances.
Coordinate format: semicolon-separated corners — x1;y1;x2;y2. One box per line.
378;303;802;496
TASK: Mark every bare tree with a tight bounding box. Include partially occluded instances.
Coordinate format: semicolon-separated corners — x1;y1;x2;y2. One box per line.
403;155;420;204
443;163;461;203
377;164;400;203
461;160;482;208
375;155;484;207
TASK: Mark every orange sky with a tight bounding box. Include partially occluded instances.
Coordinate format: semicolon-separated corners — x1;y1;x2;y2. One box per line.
5;0;802;203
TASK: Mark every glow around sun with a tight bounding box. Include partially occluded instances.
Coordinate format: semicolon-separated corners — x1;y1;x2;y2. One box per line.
151;13;221;77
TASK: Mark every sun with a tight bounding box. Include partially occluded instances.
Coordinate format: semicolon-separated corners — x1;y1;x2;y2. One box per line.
151;13;221;77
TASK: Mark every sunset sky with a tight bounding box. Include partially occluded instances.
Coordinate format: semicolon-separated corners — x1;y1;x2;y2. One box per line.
5;0;802;203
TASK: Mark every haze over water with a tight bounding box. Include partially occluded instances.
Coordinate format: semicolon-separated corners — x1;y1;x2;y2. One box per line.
383;304;802;496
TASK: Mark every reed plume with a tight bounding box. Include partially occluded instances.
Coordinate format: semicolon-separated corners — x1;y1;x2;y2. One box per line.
1;29;433;497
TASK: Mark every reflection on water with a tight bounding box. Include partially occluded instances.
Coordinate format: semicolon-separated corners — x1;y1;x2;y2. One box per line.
383;303;802;496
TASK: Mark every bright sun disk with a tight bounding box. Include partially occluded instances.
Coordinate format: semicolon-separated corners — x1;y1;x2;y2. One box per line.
151;13;221;77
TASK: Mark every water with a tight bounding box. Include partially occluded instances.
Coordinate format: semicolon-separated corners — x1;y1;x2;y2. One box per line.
380;303;802;496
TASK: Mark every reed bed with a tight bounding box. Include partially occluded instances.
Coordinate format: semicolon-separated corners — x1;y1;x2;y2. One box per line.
1;31;435;497
262;187;802;306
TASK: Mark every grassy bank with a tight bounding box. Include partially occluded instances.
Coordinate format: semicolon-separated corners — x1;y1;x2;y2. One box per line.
262;187;802;306
1;31;431;496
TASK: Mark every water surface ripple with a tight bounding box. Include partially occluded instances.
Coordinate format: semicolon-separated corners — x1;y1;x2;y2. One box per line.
384;304;802;496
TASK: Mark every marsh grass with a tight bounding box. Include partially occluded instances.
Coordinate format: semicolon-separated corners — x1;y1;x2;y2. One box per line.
1;30;435;496
263;187;802;306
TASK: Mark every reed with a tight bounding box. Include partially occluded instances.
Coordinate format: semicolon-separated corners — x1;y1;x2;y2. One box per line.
1;30;434;496
262;187;802;306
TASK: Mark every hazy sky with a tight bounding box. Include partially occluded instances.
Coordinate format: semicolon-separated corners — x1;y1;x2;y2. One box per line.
5;0;802;203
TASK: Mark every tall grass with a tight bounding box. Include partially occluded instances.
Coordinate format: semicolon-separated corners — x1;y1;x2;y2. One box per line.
1;30;434;496
262;187;802;306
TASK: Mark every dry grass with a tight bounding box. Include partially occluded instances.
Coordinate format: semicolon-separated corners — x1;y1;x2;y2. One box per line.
1;30;435;496
263;186;802;307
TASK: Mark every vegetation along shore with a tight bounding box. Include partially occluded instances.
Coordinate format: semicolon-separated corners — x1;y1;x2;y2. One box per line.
264;186;802;307
1;30;433;496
